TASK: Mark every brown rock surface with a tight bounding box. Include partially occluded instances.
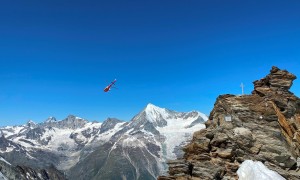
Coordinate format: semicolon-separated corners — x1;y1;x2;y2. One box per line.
158;66;300;180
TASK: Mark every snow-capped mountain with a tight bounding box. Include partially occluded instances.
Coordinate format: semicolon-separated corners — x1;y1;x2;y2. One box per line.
0;115;110;171
126;103;207;159
0;103;207;180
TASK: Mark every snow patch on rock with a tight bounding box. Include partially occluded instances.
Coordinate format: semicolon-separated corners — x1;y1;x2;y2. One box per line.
237;160;285;180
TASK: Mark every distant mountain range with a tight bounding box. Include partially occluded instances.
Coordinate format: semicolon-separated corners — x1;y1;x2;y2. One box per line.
0;103;207;180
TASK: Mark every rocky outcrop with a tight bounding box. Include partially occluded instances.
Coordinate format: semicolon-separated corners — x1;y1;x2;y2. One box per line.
252;66;300;157
158;66;300;180
43;115;88;129
100;117;123;134
0;156;66;180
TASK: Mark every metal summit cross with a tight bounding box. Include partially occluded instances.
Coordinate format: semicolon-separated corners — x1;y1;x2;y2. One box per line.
240;83;244;95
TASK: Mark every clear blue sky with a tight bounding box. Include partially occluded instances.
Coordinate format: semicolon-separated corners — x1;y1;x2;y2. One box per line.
1;0;300;126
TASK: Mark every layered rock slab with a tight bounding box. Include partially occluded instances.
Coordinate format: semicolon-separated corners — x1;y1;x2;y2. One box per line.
158;66;300;180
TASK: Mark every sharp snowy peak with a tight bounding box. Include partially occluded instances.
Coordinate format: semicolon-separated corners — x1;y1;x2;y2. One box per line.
143;103;208;160
129;103;207;131
0;104;208;180
45;116;57;123
68;104;208;179
144;103;207;124
26;120;36;127
143;103;169;127
68;103;207;179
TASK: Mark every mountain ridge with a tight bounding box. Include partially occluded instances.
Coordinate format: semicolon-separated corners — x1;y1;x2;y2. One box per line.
0;103;207;180
158;66;300;180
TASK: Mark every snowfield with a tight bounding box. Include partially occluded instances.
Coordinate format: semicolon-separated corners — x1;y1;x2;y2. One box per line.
145;103;207;160
237;160;285;180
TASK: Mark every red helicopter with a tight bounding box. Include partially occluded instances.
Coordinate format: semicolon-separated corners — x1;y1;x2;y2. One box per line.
104;79;117;92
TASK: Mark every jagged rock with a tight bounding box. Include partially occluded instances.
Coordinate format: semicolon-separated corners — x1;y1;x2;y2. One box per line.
225;162;239;173
217;148;233;159
157;176;176;180
192;161;225;179
253;66;296;92
185;137;210;155
26;120;36;127
1;104;207;180
249;143;262;154
45;116;57;123
210;132;228;147
167;160;189;176
233;127;252;137
43;115;88;130
100;117;123;134
274;154;297;169
0;157;66;180
26;127;46;140
158;66;300;180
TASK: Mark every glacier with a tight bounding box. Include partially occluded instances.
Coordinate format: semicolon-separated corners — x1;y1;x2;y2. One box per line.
0;103;208;179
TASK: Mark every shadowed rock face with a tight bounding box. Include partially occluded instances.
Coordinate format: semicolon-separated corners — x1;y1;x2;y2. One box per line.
0;156;66;180
100;118;124;134
158;66;300;180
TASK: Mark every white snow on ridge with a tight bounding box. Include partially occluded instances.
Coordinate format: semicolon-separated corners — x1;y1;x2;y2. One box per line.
0;104;208;174
4;147;14;153
83;122;102;134
72;122;102;144
157;114;206;160
145;103;208;122
0;157;11;166
94;122;126;143
145;103;169;121
8;121;103;150
1;126;25;137
143;103;208;160
122;135;144;148
45;127;76;151
237;160;285;180
0;171;8;180
197;112;208;121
